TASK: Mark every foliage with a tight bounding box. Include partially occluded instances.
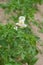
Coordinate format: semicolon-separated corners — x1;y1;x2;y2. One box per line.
0;0;41;22
0;23;38;65
0;0;42;65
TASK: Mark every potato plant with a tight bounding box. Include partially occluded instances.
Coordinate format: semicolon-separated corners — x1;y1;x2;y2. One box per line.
0;0;42;65
0;24;38;65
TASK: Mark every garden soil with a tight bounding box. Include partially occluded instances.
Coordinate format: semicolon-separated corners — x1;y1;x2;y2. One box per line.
31;4;43;65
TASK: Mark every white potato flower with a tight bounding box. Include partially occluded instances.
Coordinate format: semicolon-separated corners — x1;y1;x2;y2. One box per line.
19;16;25;24
14;26;18;30
16;16;27;28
